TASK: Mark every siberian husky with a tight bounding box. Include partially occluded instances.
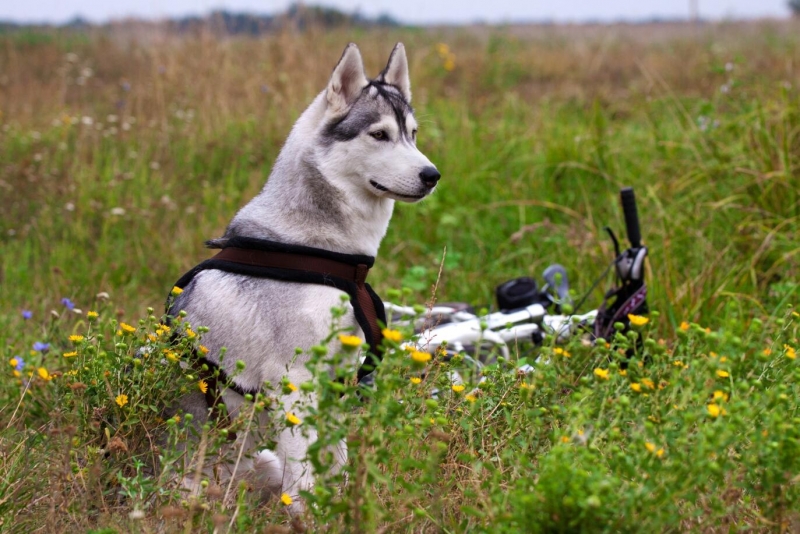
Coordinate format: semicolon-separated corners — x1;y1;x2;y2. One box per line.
170;43;439;510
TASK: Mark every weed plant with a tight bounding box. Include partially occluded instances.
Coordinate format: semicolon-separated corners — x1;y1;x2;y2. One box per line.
1;21;800;532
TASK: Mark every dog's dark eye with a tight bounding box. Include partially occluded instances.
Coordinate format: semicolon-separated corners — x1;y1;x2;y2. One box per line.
370;130;387;141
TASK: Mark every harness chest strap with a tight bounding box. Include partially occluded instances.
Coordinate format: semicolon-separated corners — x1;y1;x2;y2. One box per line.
169;237;386;392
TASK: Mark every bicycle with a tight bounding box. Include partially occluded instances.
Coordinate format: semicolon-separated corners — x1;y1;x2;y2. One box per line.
382;187;649;384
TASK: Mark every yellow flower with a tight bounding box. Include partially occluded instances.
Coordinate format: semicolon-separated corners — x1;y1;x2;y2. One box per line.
382;328;403;342
280;493;293;506
410;350;432;364
87;311;98;319
793;311;799;318
410;377;422;385
185;328;196;339
115;394;129;407
560;436;570;443
594;368;610;380
119;323;136;334
451;384;465;393
716;370;730;378
645;442;656;453
69;335;84;343
465;394;477;403
13;370;21;378
656;448;665;458
762;347;772;356
286;382;298;392
338;334;362;348
171;286;183;296
641;378;655;390
630;383;642;392
553;347;571;358
63;351;78;358
37;367;51;381
286;413;301;426
619;369;627;376
198;345;209;356
157;324;171;336
443;58;456;72
679;321;690;331
707;403;724;418
198;380;208;394
164;350;179;362
627;314;649;327
9;358;18;368
173;415;181;423
784;345;796;360
713;390;729;402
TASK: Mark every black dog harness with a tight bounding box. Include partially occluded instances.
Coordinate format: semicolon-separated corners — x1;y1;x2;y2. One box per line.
167;237;386;429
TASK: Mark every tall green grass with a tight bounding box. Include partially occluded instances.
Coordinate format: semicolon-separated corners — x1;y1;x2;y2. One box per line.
1;22;799;532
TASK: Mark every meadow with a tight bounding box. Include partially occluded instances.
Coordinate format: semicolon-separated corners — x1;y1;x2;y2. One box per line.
1;20;800;532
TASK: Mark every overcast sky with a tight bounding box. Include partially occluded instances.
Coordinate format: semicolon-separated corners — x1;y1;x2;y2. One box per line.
1;0;791;25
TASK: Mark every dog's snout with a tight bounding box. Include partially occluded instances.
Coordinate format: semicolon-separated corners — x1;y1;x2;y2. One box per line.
419;166;441;187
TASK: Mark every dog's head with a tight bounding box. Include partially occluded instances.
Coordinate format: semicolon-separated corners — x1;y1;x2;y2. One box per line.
316;43;440;203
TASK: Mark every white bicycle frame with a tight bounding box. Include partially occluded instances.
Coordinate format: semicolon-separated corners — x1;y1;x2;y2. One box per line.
385;302;598;360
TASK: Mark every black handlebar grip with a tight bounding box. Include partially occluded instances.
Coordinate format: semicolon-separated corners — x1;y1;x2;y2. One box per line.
620;187;641;248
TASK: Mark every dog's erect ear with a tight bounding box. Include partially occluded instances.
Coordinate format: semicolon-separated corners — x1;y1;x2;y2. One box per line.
327;43;368;114
379;43;411;102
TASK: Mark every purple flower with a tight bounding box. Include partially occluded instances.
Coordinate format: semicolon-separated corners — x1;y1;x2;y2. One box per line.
21;310;32;319
14;357;24;371
33;342;50;352
61;298;75;310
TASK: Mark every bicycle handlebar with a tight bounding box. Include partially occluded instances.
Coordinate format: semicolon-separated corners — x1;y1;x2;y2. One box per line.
620;187;641;248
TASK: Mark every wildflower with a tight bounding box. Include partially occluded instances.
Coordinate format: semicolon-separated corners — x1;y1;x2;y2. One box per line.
553;347;571;358
630;383;642;392
280;493;293;506
465;394;477;403
63;351;78;358
410;350;431;363
185;328;196;339
679;321;690;331
37;367;51;381
619;369;627;376
198;345;209;356
641;378;655;390
451;384;465;393
338;334;362;348
443;58;455;71
61;297;75;310
33;342;50;352
283;381;298;393
713;390;729;402
164;350;179;362
716;370;730;378
120;323;136;334
594;368;610;380
115;394;129;407
410;377;422;384
171;286;183;296
645;442;656;453
784;345;796;360
157;324;171;336
560;436;570;443
673;360;685;368
436;43;450;56
707;403;724;418
286;413;301;426
172;415;181;423
198;380;208;394
68;335;84;343
10;357;24;370
382;328;403;342
87;311;98;320
762;348;772;357
628;314;649;327
22;310;32;320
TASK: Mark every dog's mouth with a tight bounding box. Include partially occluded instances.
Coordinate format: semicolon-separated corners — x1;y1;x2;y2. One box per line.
369;180;428;200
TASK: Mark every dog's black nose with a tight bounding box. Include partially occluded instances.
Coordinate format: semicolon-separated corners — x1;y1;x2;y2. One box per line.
419;166;441;187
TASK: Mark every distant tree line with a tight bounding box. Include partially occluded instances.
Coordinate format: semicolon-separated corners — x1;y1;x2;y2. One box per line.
0;3;401;34
790;0;800;16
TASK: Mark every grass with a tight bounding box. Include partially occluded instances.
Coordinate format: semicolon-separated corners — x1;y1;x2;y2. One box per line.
1;20;800;533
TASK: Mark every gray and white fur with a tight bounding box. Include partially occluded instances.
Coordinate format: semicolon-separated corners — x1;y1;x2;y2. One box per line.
171;43;439;511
